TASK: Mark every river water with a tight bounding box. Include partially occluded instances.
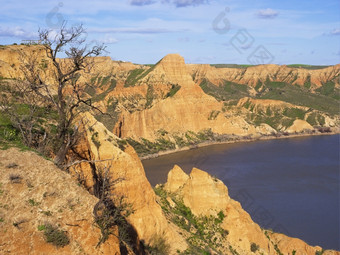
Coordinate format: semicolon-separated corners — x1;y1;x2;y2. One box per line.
142;134;340;250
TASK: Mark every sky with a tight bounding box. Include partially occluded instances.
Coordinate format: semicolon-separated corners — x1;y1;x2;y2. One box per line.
0;0;339;65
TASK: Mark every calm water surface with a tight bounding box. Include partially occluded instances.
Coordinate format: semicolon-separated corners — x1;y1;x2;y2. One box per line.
142;135;340;250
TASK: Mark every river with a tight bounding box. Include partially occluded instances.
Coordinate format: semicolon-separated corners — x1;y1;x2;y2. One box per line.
142;134;340;250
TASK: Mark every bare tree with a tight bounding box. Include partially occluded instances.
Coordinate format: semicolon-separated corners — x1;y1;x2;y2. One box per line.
18;22;106;167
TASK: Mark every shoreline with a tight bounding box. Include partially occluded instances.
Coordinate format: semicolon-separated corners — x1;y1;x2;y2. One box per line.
140;130;339;160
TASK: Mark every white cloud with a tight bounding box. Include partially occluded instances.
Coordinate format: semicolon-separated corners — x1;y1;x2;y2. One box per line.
257;8;279;19
0;26;37;39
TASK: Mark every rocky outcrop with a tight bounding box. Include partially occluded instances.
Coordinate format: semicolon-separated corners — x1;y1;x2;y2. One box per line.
114;54;262;140
188;63;340;87
0;148;120;254
163;165;339;255
286;119;314;133
71;112;187;253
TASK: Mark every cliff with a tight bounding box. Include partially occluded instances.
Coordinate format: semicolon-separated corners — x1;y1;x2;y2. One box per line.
70;112;188;253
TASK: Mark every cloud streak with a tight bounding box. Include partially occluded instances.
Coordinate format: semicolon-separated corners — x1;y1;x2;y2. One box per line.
88;27;186;34
257;8;279;19
130;0;155;6
329;28;340;36
129;0;209;8
172;0;208;8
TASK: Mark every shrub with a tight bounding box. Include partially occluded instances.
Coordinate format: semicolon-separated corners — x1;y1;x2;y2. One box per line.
315;250;325;255
250;242;259;252
9;174;22;184
146;235;171;255
43;224;70;247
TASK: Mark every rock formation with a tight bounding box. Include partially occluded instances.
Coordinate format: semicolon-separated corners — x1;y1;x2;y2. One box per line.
71;112;187;253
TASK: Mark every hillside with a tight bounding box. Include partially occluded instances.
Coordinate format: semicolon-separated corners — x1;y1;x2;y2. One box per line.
0;148;120;254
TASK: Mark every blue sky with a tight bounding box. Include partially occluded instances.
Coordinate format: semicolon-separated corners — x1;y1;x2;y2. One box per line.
0;0;339;65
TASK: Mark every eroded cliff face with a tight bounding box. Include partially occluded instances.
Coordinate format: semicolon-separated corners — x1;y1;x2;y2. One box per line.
0;148;120;255
114;54;262;141
0;45;339;145
70;112;187;253
188;63;340;88
162;165;339;255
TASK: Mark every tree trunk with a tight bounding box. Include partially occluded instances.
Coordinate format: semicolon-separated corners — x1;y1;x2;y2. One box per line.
53;142;68;168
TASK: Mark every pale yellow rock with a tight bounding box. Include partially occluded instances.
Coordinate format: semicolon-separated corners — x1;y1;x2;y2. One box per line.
255;123;277;135
164;164;189;193
286;119;314;133
181;168;230;217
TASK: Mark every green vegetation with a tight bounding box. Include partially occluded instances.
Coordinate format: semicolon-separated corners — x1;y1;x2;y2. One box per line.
304;75;311;89
28;198;40;206
39;224;70;247
125;69;145;87
210;64;253;69
287;64;330;70
282;108;306;119
124;65;157;87
199;79;249;101
166;84;181;98
315;250;325;255
229;245;240;255
256;82;339;115
316;81;340;100
91;132;101;149
208;110;220;120
264;230;283;255
126;137;176;156
38;224;46;231
306;112;325;126
250;242;259;252
145;235;171;255
126;129;216;156
145;85;154;108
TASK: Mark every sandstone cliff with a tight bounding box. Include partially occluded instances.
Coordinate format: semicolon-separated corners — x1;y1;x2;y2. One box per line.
113;54;261;141
70;112;187;253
